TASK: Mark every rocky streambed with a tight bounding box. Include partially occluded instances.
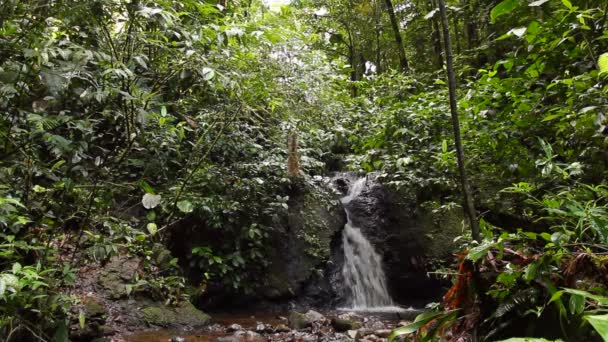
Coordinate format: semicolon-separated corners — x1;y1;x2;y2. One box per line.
124;309;419;342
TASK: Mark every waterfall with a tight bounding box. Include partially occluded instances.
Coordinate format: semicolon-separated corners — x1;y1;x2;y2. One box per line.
340;177;395;310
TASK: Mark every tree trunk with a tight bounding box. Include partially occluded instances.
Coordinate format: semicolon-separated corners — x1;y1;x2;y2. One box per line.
438;0;479;242
464;0;478;51
430;0;444;70
349;44;358;97
384;0;408;71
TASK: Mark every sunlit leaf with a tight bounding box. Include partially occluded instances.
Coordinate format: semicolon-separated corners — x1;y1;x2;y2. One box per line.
147;223;158;235
177;200;194;213
491;0;519;23
599;53;608;75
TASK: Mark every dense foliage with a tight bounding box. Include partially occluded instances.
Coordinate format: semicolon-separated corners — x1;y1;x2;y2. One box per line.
2;0;608;340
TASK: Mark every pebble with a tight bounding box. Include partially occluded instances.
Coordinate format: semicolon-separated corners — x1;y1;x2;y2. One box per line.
227;324;243;332
375;329;392;338
275;324;291;332
347;330;358;339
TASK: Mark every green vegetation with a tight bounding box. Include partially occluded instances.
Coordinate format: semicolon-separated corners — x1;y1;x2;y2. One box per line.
1;0;608;340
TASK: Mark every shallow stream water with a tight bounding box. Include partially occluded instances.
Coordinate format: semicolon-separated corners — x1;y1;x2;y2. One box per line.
124;309;418;342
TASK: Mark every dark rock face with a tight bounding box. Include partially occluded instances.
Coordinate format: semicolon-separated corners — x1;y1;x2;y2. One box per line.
264;180;347;307
168;178;346;310
332;173;463;305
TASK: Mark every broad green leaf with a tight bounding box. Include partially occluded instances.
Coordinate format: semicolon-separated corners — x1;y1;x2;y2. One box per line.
569;293;585;315
0;279;5;297
147;223;158;235
12;262;21;274
491;0;519;23
177;200;194;213
585;315;608;340
561;0;573;10
441;139;448;153
599;53;608;75
562;288;608;305
142;193;161;209
466;241;495;261
388;311;444;342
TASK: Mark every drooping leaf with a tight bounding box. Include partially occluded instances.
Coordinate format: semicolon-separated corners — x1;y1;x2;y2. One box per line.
388;311;445;342
562;288;608;305
585;315;608;340
491;0;519;23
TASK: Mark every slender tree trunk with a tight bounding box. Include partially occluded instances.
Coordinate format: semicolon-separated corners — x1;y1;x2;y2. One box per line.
464;0;477;50
430;0;444;70
349;44;358;97
438;0;479;242
384;0;408;71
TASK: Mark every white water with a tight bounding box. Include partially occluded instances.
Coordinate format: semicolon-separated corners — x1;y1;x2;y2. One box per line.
340;177;399;311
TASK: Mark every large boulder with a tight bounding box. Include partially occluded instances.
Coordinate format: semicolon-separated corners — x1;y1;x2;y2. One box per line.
263;179;346;304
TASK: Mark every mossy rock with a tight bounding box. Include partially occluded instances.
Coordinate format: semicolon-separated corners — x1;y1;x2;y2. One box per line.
141;301;210;328
97;256;141;299
83;297;106;318
331;318;362;332
288;311;310;330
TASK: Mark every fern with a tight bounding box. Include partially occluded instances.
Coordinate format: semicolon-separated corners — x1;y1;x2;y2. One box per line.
492;287;540;320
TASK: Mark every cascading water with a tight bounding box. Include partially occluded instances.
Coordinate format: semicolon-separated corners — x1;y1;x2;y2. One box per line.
340;176;396;310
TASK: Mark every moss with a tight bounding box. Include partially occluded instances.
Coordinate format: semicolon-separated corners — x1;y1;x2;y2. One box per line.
141;301;210;328
83;297;106;318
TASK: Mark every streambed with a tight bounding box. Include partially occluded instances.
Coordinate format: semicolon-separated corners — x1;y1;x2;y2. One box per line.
124;308;420;342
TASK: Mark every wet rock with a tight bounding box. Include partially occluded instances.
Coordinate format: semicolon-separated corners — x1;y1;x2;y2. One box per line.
140;301;210;328
264;183;346;302
83;296;107;319
289;311;310;330
275;324;291;333
346;330;358;339
305;310;325;323
228;324;243;332
356;329;374;339
362;334;379;342
97;325;114;336
375;329;392;338
368;321;385;330
232;330;266;342
256;323;273;333
331;318;362;332
336;172;464;304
